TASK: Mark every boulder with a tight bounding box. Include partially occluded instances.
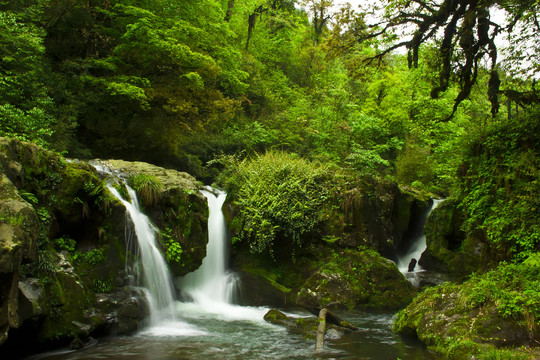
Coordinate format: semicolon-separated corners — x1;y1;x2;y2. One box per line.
0;171;39;345
393;261;540;359
94;287;151;335
297;248;417;310
17;278;44;323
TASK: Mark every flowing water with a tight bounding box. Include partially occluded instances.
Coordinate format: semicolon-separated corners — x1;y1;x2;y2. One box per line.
397;199;444;287
178;187;238;305
27;186;438;360
107;185;177;324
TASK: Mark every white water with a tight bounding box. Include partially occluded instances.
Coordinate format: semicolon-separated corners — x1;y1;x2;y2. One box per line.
107;185;177;325
178;188;239;306
107;180;265;337
397;199;443;278
176;187;270;324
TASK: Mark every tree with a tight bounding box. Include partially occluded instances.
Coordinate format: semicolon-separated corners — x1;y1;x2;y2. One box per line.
0;11;54;146
303;0;334;44
363;0;540;118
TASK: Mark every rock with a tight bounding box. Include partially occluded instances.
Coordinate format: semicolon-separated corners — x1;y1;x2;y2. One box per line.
420;198;483;276
297;248;417;310
0;174;39;273
102;159;208;276
104;160;201;195
94;287;150;335
407;258;417;272
263;309;353;341
17;278;44;323
325;179;427;257
0;169;39;345
393;261;540;359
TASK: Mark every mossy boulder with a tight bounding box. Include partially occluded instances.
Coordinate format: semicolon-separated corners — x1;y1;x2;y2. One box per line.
297;248;417;311
232;249;318;307
419;198;484;276
393;259;540;359
103;159;208;275
0;138;158;349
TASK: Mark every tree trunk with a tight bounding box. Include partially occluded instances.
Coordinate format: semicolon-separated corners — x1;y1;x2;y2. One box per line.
315;308;327;352
224;0;235;22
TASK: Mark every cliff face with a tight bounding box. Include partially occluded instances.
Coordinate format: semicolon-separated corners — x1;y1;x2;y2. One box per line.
228;176;427;312
0;138;208;352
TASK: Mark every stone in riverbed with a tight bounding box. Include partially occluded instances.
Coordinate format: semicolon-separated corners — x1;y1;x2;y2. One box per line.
263;309;353;340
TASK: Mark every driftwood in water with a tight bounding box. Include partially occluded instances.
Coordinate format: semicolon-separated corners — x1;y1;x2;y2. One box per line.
315;308;327;352
300;303;357;331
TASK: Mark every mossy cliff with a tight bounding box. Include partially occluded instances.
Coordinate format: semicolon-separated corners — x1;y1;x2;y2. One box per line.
419;198;485;276
101;159;208;276
0;138;207;353
220;152;425;311
393;255;540;359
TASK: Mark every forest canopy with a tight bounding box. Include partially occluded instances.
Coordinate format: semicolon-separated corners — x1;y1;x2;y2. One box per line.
0;0;538;259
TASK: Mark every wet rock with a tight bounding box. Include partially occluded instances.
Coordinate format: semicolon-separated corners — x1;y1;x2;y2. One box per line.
102;159;208;276
263;309;353;340
297;248;417;311
94;287;150;335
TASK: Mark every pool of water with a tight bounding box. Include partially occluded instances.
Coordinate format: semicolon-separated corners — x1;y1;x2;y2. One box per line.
26;301;437;360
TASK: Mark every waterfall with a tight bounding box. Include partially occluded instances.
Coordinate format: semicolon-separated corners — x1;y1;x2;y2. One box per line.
397;199;443;286
178;187;238;305
107;185;177;325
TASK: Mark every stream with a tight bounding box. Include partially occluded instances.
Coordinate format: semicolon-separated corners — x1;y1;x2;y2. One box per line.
26;183;438;360
27;306;435;360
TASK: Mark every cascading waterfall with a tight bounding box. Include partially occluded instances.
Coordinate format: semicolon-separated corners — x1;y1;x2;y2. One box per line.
178;187;238;305
175;187;266;323
397;199;443;286
107;184;177;325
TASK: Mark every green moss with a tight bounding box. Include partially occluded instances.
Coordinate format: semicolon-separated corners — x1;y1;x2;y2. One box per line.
241;263;292;293
297;248;417;310
393;258;540;359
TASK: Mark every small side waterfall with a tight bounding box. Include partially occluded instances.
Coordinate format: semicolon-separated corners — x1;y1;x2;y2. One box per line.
179;188;238;305
397;199;443;286
108;185;177;325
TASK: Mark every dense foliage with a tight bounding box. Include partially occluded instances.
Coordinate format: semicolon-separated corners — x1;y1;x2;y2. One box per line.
218;151;333;257
458;108;540;261
0;0;536;268
1;0;539;356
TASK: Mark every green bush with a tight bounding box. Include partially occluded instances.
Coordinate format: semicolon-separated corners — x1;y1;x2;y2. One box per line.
219;151;333;258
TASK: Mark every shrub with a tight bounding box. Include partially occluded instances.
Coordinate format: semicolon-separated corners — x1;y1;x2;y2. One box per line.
219;151;333;258
127;173;162;207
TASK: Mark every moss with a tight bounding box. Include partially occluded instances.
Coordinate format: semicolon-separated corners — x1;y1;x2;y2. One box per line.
241;263;292;294
393;259;540;359
297;248;417;310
